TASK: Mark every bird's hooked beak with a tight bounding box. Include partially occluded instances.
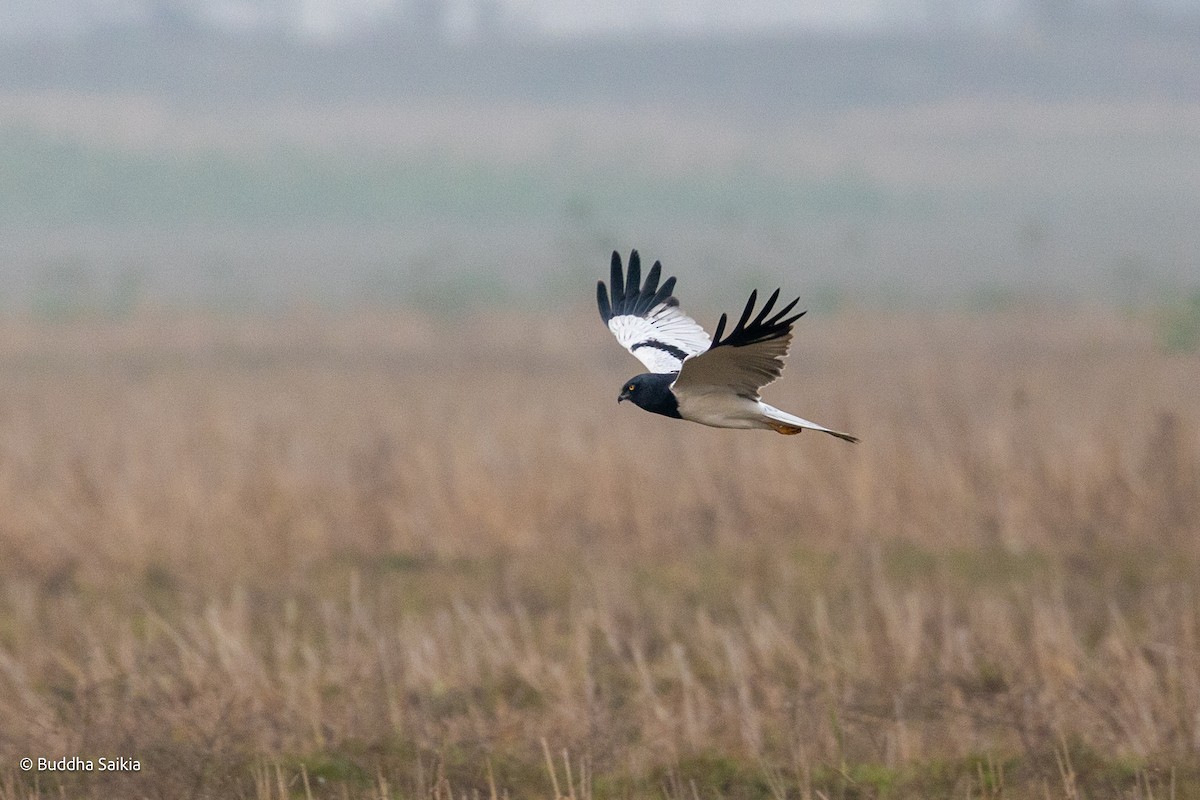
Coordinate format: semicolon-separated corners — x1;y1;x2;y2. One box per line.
618;388;631;404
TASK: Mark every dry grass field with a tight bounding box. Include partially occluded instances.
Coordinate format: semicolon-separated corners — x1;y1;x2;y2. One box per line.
0;307;1197;799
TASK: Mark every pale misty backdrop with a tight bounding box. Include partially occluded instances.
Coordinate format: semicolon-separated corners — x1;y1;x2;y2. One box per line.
1;0;1198;313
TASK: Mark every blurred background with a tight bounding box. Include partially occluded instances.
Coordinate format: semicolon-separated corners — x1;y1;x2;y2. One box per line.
4;6;1200;796
2;0;1198;316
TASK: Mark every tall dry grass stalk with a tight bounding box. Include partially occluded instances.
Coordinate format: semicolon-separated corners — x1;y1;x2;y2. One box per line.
0;309;1196;798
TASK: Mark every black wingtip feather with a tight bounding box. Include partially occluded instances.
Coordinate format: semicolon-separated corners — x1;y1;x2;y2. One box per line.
633;261;662;315
610;251;624;302
597;281;612;322
773;296;800;322
643;261;662;295
710;288;807;348
627;250;641;296
751;288;781;328
647;288;671;312
735;290;757;333
604;250;684;319
712;312;728;345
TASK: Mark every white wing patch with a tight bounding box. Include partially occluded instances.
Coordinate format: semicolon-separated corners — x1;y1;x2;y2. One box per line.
609;304;711;373
598;251;711;375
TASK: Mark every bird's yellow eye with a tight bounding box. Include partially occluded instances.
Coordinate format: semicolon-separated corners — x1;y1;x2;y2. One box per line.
627;384;636;392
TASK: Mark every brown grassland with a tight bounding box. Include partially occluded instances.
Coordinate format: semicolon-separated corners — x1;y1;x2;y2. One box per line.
0;307;1197;799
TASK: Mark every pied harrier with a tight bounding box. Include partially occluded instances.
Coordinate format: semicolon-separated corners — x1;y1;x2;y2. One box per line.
597;250;857;443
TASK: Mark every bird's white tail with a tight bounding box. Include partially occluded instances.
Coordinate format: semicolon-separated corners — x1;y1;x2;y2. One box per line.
760;403;858;443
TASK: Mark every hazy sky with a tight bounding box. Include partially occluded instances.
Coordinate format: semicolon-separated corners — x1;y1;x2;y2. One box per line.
0;0;915;39
4;0;1181;41
492;0;908;35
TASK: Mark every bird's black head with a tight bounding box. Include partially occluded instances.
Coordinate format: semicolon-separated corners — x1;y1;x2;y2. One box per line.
617;372;682;419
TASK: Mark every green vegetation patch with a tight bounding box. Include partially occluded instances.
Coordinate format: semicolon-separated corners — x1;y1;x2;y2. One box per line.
0;127;898;228
1158;288;1200;353
881;539;1051;586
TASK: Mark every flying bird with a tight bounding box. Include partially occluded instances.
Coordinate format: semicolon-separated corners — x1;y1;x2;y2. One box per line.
597;250;858;443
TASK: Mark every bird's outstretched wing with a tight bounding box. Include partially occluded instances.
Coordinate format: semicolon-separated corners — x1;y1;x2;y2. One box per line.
671;288;804;399
597;250;712;374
